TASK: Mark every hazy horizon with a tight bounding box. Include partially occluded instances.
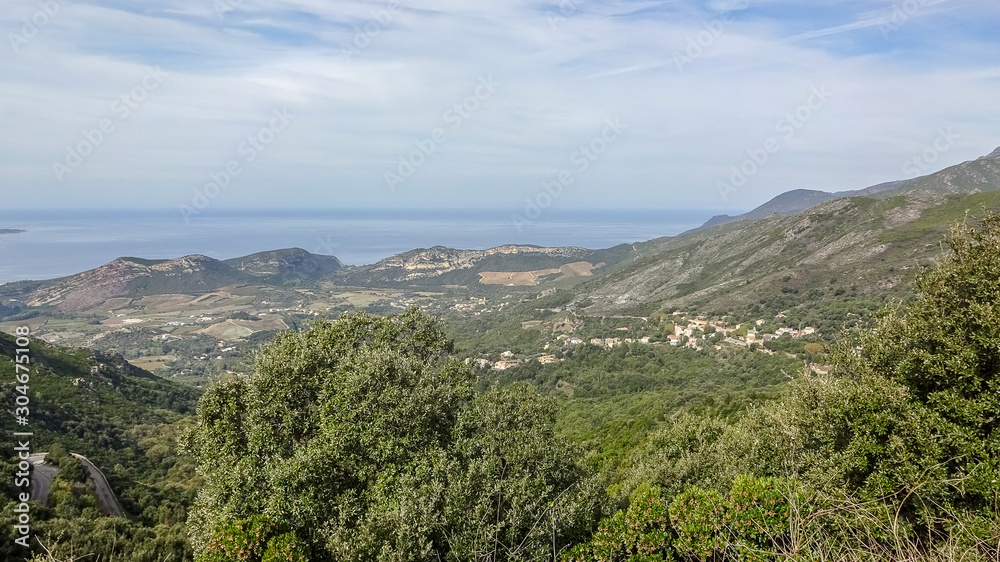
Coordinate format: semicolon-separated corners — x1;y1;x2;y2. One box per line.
0;208;709;283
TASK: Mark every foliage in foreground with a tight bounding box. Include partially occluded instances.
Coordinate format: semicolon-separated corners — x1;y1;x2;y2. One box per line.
184;308;602;561
564;476;797;562
19;212;1000;562
593;211;1000;561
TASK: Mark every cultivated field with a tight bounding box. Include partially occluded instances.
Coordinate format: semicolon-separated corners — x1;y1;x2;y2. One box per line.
478;262;600;286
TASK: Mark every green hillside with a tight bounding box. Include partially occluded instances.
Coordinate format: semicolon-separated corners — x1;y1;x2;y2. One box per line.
578;191;1000;317
0;331;201;561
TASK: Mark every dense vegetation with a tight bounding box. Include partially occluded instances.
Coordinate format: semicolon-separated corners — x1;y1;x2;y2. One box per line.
5;211;1000;561
0;334;201;561
586;212;1000;560
184;309;602;560
487;343;803;471
180;213;1000;561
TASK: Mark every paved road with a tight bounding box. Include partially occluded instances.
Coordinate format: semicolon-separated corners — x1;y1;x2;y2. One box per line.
27;452;124;517
71;453;124;517
27;453;57;505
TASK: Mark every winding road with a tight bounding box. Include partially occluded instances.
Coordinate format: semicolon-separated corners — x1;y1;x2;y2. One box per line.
71;453;124;516
26;453;57;505
28;452;124;517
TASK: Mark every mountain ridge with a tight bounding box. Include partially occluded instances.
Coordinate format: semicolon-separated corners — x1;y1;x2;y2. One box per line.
686;146;1000;233
0;244;633;312
3;146;999;316
223;247;343;280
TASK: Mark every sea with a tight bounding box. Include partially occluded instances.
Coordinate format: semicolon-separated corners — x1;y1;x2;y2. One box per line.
0;208;715;284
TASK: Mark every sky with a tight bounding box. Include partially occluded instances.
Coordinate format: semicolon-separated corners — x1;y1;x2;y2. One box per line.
2;0;999;215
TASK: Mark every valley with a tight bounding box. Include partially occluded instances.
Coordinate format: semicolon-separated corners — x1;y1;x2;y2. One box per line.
6;0;999;557
2;146;1000;561
5;147;1000;387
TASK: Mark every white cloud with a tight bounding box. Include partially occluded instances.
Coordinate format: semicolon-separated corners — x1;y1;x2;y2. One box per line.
0;0;997;211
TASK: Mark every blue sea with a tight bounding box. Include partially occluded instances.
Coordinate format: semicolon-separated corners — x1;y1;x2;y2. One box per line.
0;208;714;283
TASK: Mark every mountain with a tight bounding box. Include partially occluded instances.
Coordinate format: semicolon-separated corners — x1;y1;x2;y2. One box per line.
4;147;998;316
578;189;1000;316
223;247;343;281
878;147;1000;197
0;330;201;561
686;185;904;234
1;248;344;313
17;254;247;312
0;243;635;314
686;146;1000;233
0;329;199;471
339;244;635;287
687;190;843;234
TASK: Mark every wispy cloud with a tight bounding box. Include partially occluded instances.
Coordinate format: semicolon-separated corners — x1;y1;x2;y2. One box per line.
0;0;997;212
783;0;957;42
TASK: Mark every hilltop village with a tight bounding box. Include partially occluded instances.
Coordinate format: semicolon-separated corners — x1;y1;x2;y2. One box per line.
466;310;825;372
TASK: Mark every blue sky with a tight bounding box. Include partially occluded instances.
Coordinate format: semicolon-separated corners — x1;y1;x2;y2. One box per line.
2;0;999;214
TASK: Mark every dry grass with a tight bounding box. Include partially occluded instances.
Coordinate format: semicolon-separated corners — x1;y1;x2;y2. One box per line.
478;262;599;286
759;481;1000;562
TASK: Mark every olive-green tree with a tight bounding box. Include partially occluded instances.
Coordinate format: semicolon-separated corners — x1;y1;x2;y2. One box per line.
618;213;1000;557
797;213;1000;519
184;308;600;561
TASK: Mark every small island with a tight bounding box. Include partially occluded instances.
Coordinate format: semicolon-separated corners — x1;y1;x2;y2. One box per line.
0;229;26;234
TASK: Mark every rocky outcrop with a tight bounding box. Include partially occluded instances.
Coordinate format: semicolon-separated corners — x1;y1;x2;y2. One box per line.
367;245;591;281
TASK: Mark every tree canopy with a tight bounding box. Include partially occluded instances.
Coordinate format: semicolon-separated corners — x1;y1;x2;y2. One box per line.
184;308;600;561
611;212;1000;560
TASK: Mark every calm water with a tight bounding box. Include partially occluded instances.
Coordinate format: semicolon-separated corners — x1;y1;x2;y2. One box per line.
0;208;712;283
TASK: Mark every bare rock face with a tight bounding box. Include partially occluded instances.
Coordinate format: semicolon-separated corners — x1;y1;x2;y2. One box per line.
368;245;589;281
26;258;153;310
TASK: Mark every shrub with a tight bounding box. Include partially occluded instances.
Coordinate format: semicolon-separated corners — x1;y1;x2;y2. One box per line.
564;486;671;562
198;515;278;562
186;308;601;561
726;476;795;561
261;532;309;562
669;487;727;560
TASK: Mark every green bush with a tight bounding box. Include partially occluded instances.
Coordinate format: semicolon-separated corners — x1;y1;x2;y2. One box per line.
727;476;795;561
198;515;278;562
669;487;727;560
261;532;309;562
665;477;796;562
564;486;671;562
186;308;601;561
